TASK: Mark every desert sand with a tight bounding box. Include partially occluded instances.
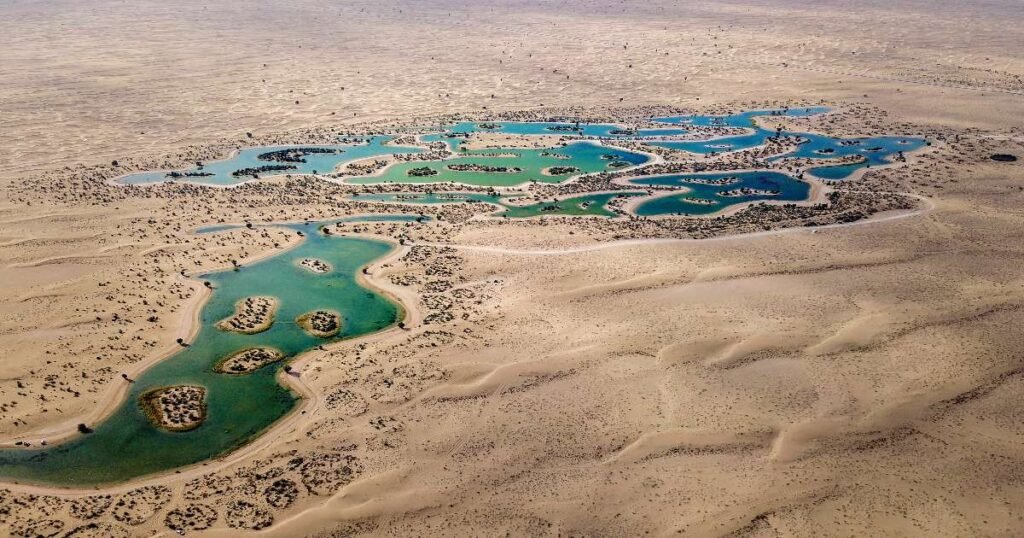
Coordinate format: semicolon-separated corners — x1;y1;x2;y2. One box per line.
1;0;1024;536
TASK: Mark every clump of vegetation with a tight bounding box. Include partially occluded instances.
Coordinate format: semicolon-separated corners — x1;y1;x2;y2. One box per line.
408;167;439;177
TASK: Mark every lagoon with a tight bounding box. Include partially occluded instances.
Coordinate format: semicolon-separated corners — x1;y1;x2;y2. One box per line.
629;171;811;216
117;136;422;186
0;216;418;485
350;142;649;187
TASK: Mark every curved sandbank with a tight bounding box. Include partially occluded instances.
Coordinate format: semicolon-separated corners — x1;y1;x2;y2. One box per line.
418;190;934;257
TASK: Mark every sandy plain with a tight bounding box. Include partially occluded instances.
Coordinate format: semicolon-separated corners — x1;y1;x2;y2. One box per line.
1;0;1024;536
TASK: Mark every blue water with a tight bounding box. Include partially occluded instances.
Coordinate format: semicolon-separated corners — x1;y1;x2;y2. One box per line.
650;106;831;127
117;106;922;188
351;192;504;206
773;134;926;179
349;191;645;218
645;107;924;179
424;121;689;150
354;141;650;186
629;171;811;216
648;108;834;154
638;108;836;155
118;136;423;186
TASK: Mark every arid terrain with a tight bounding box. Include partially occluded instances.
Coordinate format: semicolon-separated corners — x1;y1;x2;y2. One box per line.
1;0;1024;536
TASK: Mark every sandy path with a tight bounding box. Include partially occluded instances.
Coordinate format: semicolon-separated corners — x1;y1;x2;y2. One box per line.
423;191;935;256
0;188;932;494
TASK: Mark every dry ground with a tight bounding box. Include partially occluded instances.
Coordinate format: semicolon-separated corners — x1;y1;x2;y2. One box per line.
1;0;1024;536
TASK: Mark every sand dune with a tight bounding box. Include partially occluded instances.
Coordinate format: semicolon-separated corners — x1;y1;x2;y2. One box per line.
0;0;1023;536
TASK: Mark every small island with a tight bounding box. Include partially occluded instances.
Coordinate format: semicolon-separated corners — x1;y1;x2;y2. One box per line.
539;151;571;160
446;164;522;173
231;165;297;178
681;176;740;186
140;385;207;432
297;310;342;338
543;166;581;176
216;347;283;374
257;147;339;163
217;296;278;334
717;188;781;197
166;171;215;179
298;257;331;273
680;197;719;205
407;166;439;177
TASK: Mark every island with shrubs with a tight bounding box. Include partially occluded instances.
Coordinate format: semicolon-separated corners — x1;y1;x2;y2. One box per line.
256;147;340;163
215;347;284;374
296;310;342;338
543;166;581;176
298;258;331;273
446;164;522;173
216;296;278;334
231;165;297;178
139;385;207;432
407;166;439;177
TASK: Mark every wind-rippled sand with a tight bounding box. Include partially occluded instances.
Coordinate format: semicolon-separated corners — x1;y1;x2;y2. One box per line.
1;0;1024;536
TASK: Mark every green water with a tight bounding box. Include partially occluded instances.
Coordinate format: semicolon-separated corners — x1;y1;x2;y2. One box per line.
496;192;644;218
351;191;644;218
0;218;411;486
350;142;649;186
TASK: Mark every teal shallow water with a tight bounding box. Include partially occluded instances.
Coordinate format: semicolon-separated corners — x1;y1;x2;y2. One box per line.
115;107;923;189
0;216;419;486
350;142;649;187
628;171;811;216
647;108;926;179
423;121;690;151
117;136;422;186
771;134;925;179
495;192;644;218
351;191;644;218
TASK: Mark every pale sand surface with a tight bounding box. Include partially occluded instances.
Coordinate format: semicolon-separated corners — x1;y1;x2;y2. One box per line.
1;0;1024;536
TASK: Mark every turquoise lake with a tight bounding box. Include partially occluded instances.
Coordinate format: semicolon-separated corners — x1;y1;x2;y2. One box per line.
350;142;650;187
353;191;645;218
0;107;931;486
0;215;419;485
114;107;924;189
117;136;423;186
628;171;811;216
